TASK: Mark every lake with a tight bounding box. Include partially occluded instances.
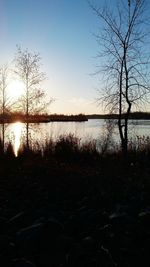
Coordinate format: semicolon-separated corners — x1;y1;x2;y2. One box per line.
1;119;150;156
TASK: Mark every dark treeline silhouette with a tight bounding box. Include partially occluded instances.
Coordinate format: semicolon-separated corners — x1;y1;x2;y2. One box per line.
0;112;88;123
2;111;150;123
87;112;150;120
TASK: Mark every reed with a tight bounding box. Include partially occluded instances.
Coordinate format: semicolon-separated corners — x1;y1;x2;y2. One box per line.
1;133;150;161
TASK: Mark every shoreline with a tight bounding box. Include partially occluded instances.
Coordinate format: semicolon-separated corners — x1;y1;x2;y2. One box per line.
0;114;88;123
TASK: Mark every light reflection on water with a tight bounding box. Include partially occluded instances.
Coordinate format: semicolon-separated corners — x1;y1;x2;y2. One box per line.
1;119;150;156
11;122;24;157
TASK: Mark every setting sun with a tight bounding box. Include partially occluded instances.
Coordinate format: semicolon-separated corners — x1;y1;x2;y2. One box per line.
7;80;25;99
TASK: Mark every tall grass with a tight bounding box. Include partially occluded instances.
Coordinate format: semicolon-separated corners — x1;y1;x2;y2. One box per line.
1;133;150;160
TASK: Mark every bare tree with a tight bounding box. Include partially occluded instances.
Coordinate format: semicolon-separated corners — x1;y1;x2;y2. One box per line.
91;0;150;154
14;46;51;116
0;65;11;150
14;47;53;147
0;65;12;116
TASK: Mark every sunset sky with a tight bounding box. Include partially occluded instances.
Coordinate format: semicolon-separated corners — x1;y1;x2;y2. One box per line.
0;0;150;114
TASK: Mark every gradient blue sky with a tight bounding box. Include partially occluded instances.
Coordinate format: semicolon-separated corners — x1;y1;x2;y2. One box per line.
0;0;149;114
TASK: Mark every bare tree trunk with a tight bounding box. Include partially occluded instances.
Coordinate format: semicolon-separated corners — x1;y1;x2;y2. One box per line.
26;74;29;117
26;123;29;148
118;59;126;153
123;42;132;155
2;123;5;152
26;78;29;147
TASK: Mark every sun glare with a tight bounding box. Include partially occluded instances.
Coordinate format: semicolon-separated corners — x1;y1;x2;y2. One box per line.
8;80;25;99
12;122;23;157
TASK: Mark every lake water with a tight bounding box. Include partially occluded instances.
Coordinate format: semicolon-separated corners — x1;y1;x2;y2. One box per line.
1;119;150;156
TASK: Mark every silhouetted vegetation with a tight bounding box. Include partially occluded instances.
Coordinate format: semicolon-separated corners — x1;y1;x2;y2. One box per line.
92;0;150;154
0;112;88;123
14;46;52;115
1;111;150;123
1;0;150;265
0;135;150;266
0;65;13;114
87;112;150;120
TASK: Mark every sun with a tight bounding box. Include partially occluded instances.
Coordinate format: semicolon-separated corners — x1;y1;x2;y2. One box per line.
7;80;25;99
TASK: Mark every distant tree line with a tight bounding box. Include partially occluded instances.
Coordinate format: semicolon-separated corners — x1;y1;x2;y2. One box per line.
87;112;150;120
0;112;88;123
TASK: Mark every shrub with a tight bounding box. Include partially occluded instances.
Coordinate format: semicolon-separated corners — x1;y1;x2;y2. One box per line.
55;134;80;158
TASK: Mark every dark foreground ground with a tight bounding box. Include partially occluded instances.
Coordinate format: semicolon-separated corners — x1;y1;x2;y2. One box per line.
0;150;150;267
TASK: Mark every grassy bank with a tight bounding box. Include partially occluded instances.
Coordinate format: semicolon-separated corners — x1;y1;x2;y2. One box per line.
0;137;150;266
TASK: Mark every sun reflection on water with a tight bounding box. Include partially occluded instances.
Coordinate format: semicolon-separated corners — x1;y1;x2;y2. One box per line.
12;122;23;157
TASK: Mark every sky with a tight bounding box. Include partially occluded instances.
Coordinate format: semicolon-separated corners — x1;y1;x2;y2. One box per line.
0;0;150;114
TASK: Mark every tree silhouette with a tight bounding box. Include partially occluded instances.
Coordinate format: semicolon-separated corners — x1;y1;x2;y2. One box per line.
0;65;12;115
14;46;50;116
0;65;11;151
14;47;52;147
91;0;150;154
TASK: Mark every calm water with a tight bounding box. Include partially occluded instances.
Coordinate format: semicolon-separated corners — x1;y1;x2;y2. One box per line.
1;119;150;156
